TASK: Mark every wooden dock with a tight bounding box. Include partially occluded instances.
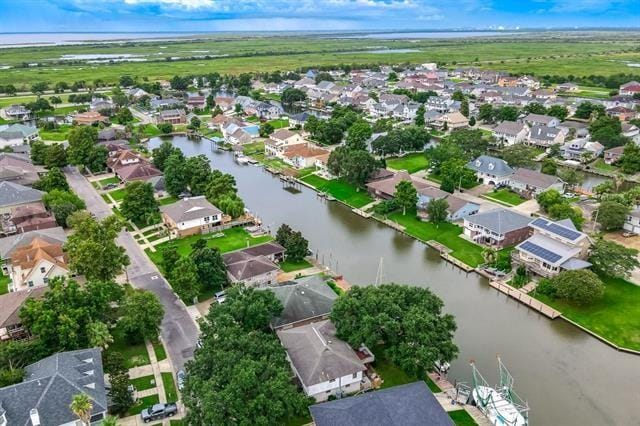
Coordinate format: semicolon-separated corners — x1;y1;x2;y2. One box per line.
489;280;561;319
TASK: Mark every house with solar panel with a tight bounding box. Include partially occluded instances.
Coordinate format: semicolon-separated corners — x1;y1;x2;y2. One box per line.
512;217;591;278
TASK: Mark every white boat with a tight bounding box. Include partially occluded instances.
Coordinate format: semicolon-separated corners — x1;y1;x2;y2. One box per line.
470;357;529;426
236;155;250;165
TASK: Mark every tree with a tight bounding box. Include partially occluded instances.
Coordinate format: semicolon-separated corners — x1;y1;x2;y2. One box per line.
594;200;630;231
170;257;200;303
191;245;228;291
547;105;569;121
152;140;179;171
500;144;537;169
119;289;164;342
427;198;449;224
30;140;48;165
189;116;201;130
158;123;173;134
42;189;86;227
468;116;476;126
439;158;477;193
115;107;134;124
162;247;180;276
281;87;307;107
120;181;159;224
185;155;212;195
394;180;417;215
548;203;584;229
275;224;308;262
164;151;188;197
536;189;564;211
33;167;69;192
216;193;245;218
541;158;557;175
524;102;547;115
44;143;67;168
259;122;274;137
589;239;639;278
70;393;93;426
64;213;129;281
589;115;625;148
183;287;310;425
539;270;605;306
345;120;372;151
170;75;189;91
494;106;519;122
31;81;49;95
478;104;494;123
331;284;458;377
119;75;135;87
21;278;122;351
620;142;640;173
557;167;584;189
87;321;113;349
574;101;605;119
460;98;469;118
107;372;134;415
205;170;239;204
67;126;98;168
414;104;425;126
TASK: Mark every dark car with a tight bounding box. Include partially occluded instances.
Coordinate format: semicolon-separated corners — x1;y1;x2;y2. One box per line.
141;403;178;423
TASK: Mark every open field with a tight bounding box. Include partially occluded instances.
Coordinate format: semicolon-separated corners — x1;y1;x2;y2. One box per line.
0;35;638;86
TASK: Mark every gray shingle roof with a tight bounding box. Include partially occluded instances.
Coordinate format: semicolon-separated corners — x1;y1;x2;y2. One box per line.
309;381;453;426
276;320;365;388
269;276;337;328
0;181;44;208
223;253;279;281
0;226;66;260
160;196;221;223
494;120;526;136
509;168;562;190
0;348;107;426
466;155;514;177
465;208;531;234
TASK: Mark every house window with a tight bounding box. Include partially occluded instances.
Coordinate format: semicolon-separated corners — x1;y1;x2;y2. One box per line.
353;372;358;379
329;379;336;383
204;216;210;222
43;277;49;284
28;281;34;287
40;267;46;273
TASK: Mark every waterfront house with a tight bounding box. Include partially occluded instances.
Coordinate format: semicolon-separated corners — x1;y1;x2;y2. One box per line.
107;149;162;183
365;171;432;200
527;124;564;147
150;97;183;111
277;320;369;402
282;143;330;169
72;111;108;126
606;106;636;122
466;155;514;186
508;168;564;198
160;196;222;237
624;208;640;234
463;208;532;248
559;138;604;162
186;92;206;110
214;96;236;111
0;181;44;214
0;348;108;425
433;111;469;130
156;108;186;125
556;82;579;92
415;187;480;221
222;250;280;287
620;81;640;96
604;146;625;165
309;381;453;426
0;124;39;148
8;237;69;292
512;217;591;278
268;275;337;329
265;129;306;157
493;121;528;146
0;286;47;341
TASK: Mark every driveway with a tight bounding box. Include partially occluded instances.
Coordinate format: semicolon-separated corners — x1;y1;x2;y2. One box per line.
65;167;200;371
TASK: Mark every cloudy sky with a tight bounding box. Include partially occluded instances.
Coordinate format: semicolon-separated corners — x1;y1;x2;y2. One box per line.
1;0;638;32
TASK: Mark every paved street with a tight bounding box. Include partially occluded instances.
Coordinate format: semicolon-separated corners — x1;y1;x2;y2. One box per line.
65;167;199;371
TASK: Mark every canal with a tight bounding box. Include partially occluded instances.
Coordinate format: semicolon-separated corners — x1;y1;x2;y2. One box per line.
149;136;638;425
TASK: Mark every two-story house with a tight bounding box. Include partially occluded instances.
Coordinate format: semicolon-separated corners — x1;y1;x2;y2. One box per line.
493;121;528;146
160;196;223;237
463;208;532;248
512;217;591;278
527;124;565;147
466;155;514;186
560;138;604;162
264;129;306;157
522;113;560;128
8;237;69;292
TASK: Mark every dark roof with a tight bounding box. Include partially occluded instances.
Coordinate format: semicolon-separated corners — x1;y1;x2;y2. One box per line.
223;254;279;281
269;276;337;328
0;348;107;426
0;181;44;208
465;208;531;234
0;286;47;328
242;241;285;258
509;168;562;190
466;155;514;177
309;381;453;426
160;196;221;223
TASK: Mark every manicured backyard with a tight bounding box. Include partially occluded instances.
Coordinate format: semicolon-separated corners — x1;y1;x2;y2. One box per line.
267;118;290;129
146;227;273;270
483;188;526;206
98;176;120;187
108;188;126;201
130;375;156;392
280;259;313;273
387;211;484;267
158;195;178;206
39;125;72;141
373;346;441;393
300;174;373;208
534;276;640;351
0;273;10;295
386;152;429;174
107;324;150;369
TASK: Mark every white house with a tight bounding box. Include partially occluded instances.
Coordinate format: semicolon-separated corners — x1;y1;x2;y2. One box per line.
277;320;368;402
466;155;514;186
8;238;69;292
265;129;306;157
522;113;560;128
624;208;640;234
160;196;222;237
493;121;528;145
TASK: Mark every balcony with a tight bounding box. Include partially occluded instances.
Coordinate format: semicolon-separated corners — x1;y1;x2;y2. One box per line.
511;251;557;278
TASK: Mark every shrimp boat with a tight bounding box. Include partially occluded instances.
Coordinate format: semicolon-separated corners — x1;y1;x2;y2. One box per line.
470;357;529;426
235;154;250;165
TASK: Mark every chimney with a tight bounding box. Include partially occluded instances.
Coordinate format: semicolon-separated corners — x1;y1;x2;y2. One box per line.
29;409;40;426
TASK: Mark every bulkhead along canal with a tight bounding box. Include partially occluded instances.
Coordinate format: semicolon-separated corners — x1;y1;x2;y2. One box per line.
150;136;640;425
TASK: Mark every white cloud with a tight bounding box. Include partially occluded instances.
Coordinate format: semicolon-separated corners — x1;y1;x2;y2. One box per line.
123;0;217;9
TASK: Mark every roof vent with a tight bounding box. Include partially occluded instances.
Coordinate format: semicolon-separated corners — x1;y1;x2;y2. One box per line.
29;409;40;426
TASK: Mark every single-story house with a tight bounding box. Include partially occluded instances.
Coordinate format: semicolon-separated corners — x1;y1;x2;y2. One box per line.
72;111;108;126
222;250;280;287
508;168;564;198
0;348;108;425
604;146;625;165
463;208;532;248
366;171;432;200
309;381;453;426
433;111;469;129
4;202;57;234
0;152;41;186
1;104;31;121
415;186;480;221
268;275;337;329
466;155;514;186
277;320;369;402
160;196;222;237
0;286;47;341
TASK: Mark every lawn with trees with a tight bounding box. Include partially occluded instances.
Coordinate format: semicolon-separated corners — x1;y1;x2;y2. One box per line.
386;152;429;173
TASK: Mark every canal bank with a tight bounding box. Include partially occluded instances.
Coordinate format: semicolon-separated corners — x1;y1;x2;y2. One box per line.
148;136;639;426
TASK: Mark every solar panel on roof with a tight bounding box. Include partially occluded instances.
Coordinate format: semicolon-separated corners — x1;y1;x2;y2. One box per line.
520;241;562;264
531;217;581;241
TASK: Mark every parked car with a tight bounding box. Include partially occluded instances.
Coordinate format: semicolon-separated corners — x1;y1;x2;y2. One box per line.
177;370;186;391
214;291;226;304
141;403;178;423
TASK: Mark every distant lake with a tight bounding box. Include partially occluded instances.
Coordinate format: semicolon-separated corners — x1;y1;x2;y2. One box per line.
337;48;421;54
0;32;206;48
346;31;515;39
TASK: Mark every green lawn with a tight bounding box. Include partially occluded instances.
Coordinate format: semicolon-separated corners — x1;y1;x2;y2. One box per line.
158;195;178;206
483;188;526;206
590;158;618;173
152;340;167;362
98;176;120;186
449;410;478;426
280;259;313;273
162;372;178;403
141;125;162;137
147;227;273;270
533;276;640;351
0;273;10;295
373;346;441;392
127;394;160;416
387;211;484;267
300;174;373;208
267;118;289;129
39;125;72;141
427;172;478;189
130;375;157;392
107;324;150;369
284;415;312;426
386;153;429;173
108;188;126;201
242;141;265;156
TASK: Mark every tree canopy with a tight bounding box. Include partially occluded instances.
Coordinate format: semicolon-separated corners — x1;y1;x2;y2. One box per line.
119;289;164;342
595;200;630;231
276;224;309;263
394;180;417;215
589;239;640;279
538;270;605;306
120;181;159;225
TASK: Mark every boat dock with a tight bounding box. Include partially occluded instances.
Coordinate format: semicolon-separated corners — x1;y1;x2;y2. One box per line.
488;280;561;319
428;373;492;426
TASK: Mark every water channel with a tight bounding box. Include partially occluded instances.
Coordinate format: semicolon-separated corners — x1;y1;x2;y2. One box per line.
149;136;639;425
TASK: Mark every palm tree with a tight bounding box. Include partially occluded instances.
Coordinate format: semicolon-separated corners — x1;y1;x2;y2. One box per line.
482;247;498;267
102;416;118;426
87;321;113;349
70;393;93;426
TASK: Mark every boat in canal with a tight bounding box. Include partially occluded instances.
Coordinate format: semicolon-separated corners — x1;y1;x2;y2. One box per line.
470;357;529;426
